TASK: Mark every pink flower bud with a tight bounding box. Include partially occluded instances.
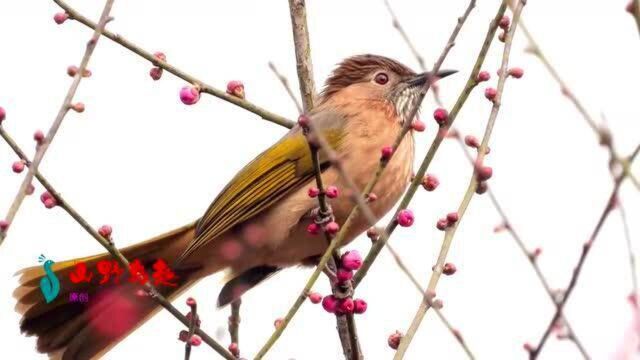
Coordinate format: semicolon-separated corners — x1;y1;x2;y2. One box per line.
475;181;488;194
40;191;57;209
0;107;5;124
307;187;320;198
226;80;245;99
308;292;322;304
325;185;339;199
325;221;340;235
442;263;457;275
396;209;414;227
422;174;439;191
477;166;493;181
322;295;339;313
98;224;112;238
341;250;363;271
306;222;320;235
388;331;402;350
189;335;202;346
436;218;448;231
153;51;166;62
464;135;480;148
499;15;510;30
26;183;35;195
180;86;200;105
433;108;448;126
476;71;491;82
354;299;368;314
366;227;379;241
298;114;310;128
178;330;189;342
337;297;355;314
71;102;85;113
381;145;394;160
12;161;25;173
186;297;197;307
33;130;45;144
432;298;444;309
273;318;284;328
337;268;353;282
228;343;239;357
149;67;163;81
411;118;426;132
446;212;459;224
366;192;378;202
508;67;524;79
0;219;8;232
498;31;507;43
67;65;78;77
484;87;497;101
54;12;69;25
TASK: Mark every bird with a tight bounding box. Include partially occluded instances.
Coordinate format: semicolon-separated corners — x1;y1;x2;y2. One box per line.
13;54;455;359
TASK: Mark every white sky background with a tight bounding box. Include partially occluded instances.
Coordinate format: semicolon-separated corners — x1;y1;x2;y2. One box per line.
1;0;640;359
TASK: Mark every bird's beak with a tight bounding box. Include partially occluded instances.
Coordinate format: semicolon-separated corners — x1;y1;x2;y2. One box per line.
405;69;458;88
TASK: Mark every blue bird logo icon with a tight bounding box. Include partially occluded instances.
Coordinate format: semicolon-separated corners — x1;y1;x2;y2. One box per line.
38;255;60;304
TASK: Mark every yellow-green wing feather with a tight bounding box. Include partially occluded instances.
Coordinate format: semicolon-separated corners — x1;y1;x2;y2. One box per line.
176;128;344;263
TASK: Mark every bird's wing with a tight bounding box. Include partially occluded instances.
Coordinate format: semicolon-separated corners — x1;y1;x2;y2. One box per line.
177;113;345;264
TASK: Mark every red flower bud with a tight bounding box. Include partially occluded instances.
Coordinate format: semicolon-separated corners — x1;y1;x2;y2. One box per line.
422;174;439;191
499;15;510;30
464;135;480;148
54;12;69;25
325;185;339;199
388;331;402;350
226;80;245;99
337;268;353;282
354;298;368;314
442;263;457;275
12;161;25;173
307;187;320;198
189;335;202;346
67;65;78;77
341;250;363;271
436;218;448;231
149;67;163;81
71;102;85;113
98;225;112;238
306;222;320;235
477;166;493;181
273;318;284;328
322;295;339;313
433;108;448;126
446;212;459;224
325;221;340;235
508;67;524;79
298;114;311;128
381;145;394;160
153;51;167;62
308;292;322;304
34;130;45;144
228;343;239;357
179;86;200;105
0;220;8;231
411;118;426;132
366;227;379;241
476;181;488;194
40;191;57;209
186;297;197;307
476;71;491;82
337;297;354;314
484;87;497;101
0;106;5;124
396;209;414;227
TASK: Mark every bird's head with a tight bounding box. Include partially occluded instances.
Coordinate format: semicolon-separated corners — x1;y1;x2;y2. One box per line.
319;54;456;125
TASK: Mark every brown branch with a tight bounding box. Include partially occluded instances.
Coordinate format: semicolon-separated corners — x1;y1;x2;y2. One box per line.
0;0;114;246
393;1;527;358
51;0;295;130
529;144;640;359
228;299;241;348
632;0;640;38
185;298;199;360
0;126;235;360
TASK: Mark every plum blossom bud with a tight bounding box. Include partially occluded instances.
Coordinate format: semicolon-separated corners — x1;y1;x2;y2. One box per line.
308;292;322;304
499;15;510;30
341;250;363;271
178;330;189;342
464;135;480;148
337;268;353;282
354;298;368;314
71;102;85;113
54;12;69;25
484;87;497;101
433;108;448;126
442;263;457;275
306;223;320;235
388;331;402;350
298;114;310;128
189;335;202;346
226;80;245;99
508;67;524;79
396;209;414;227
477;166;493;181
26;183;35;195
34;130;45;144
98;225;112;238
149;67;163;81
523;343;535;353
498;31;507;43
325;221;340;235
432;298;444;309
366;192;378;202
179;86;200;105
338;298;355;314
476;71;491;82
322;295;338;313
307;187;320;198
422;174;439;191
436;218;448;231
325;185;339;199
153;51;166;62
228;343;239;357
411;118;426;132
273;318;284;328
366;227;379;242
12;161;25;173
40;191;57;209
446;212;459;224
186;297;197;307
475;181;488;194
67;65;78;77
381;145;394;160
0;220;8;231
0;106;5;124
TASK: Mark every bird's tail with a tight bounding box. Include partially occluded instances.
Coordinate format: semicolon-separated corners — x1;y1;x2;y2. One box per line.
13;222;205;360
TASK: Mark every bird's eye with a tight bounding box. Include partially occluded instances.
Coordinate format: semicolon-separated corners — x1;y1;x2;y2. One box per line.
374;72;389;85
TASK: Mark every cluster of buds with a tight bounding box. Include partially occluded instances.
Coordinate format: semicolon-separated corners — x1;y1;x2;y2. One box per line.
178;297;202;347
149;52;166;81
498;15;510;42
319;251;368;315
436;212;459;231
66;65;91;78
475;161;493;194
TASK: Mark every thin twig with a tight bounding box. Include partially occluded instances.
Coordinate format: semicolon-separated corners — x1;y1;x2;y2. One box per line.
0;0;115;246
51;0;294;130
0;127;235;360
229;299;241;347
268;62;303;113
632;0;640;38
619;201;639;305
393;1;527;358
529;144;640;359
185;299;199;360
